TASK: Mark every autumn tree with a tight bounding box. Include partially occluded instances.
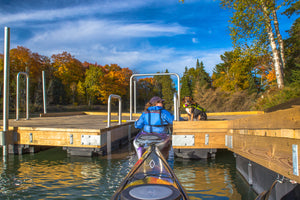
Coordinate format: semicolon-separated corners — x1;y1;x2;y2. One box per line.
98;64;132;104
51;52;85;104
84;64;103;106
8;46;53;108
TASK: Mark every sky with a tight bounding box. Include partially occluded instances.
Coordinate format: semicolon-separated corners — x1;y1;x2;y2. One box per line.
0;0;297;77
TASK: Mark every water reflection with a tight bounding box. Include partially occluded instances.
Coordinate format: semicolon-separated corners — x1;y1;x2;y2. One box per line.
174;150;256;200
0;147;256;199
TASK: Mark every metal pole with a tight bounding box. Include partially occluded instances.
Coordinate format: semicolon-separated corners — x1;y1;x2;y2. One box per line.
134;78;136;114
26;75;29;120
2;27;10;157
174;93;178;121
16;74;20;120
42;71;47;114
129;76;133;120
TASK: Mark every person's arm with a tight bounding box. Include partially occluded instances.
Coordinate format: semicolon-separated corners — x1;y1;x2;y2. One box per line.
134;113;145;129
162;110;174;125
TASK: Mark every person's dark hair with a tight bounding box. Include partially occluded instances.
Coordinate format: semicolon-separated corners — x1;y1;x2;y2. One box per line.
144;97;164;112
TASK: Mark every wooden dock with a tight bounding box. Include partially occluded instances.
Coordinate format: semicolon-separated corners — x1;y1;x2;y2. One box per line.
1;112;140;156
172;106;300;199
1;108;299;198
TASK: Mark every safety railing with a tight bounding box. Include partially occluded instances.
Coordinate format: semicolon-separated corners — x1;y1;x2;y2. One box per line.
129;73;180;121
107;94;122;127
16;72;30;120
174;93;179;121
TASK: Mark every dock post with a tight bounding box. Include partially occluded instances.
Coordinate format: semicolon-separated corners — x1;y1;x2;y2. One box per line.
42;71;47;114
2;27;10;158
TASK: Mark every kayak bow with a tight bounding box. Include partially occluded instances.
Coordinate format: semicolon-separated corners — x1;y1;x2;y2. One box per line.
111;145;189;200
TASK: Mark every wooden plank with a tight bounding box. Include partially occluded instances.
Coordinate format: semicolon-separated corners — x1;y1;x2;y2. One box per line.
229;106;300;129
173;121;228;130
174;128;228;133
16;129;101;148
173;121;228;149
231;133;300;183
230;129;300;139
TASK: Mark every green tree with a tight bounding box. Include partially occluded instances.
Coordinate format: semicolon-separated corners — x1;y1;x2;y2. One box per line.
154;70;176;111
194;59;211;89
180;67;192;99
284;17;300;85
212;48;257;92
220;0;292;89
84;64;103;106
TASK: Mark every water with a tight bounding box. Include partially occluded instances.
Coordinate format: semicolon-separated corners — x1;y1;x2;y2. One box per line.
0;147;257;200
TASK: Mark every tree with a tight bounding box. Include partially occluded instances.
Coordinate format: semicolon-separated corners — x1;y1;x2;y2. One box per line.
284;17;300;85
220;0;290;89
154;70;176;111
137;77;158;107
51;52;85;102
98;64;132;104
84;64;103;105
212;48;258;92
180;67;193;99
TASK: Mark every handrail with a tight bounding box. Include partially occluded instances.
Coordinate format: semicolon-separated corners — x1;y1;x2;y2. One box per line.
129;73;180;121
174;93;179;121
16;72;30;120
107;94;122;127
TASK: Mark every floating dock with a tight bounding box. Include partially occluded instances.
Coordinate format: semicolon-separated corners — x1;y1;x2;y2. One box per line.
173;106;300;199
1;107;299;199
1;112;139;156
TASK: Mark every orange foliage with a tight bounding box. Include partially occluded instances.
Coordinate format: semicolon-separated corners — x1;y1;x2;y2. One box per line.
266;68;277;84
98;64;133;103
51;52;84;86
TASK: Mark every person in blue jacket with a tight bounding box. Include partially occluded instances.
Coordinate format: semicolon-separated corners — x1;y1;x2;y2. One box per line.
135;96;174;134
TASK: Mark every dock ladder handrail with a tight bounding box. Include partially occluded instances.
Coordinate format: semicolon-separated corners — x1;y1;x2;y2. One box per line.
16;72;30;120
107;94;122;127
174;93;179;121
129;73;180;121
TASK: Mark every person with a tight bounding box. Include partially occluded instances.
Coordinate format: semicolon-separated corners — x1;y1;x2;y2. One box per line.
134;96;174;134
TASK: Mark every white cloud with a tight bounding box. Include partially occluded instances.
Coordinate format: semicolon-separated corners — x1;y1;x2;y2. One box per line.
25;19;189;47
0;0;148;25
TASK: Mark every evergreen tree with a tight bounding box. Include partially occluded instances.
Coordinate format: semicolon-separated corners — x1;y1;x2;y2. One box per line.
154;70;176;111
195;59;211;89
180;67;192;99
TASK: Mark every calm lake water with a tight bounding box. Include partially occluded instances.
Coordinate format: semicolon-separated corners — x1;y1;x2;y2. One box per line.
0;146;257;200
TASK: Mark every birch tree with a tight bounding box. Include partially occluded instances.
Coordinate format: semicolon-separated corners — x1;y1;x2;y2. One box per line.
221;0;291;89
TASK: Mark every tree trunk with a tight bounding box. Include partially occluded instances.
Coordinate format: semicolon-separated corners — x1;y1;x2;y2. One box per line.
272;9;286;69
261;1;284;89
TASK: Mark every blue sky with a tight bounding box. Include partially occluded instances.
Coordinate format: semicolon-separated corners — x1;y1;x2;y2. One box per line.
0;0;296;77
